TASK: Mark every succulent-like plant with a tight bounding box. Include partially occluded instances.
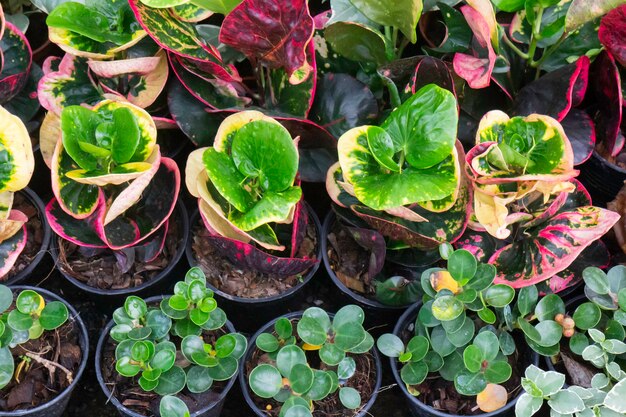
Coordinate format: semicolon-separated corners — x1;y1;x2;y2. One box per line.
0;105;34;278
248;305;374;416
459;110;619;292
185;110;318;276
43;99;180;253
110;267;247;417
0;286;69;388
378;244;521;413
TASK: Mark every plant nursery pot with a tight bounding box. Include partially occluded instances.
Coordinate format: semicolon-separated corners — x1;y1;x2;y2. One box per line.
3;188;52;287
185;203;322;333
239;311;382;417
577;151;626;206
50;199;189;308
0;286;89;417
321;211;409;332
390;302;540;417
95;295;237;417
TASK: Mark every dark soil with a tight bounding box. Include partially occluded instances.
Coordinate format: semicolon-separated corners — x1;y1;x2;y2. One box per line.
191;218;318;299
399;316;523;415
0;319;82;411
5;192;44;280
327;221;374;297
56;211;182;290
100;328;227;416
245;318;377;417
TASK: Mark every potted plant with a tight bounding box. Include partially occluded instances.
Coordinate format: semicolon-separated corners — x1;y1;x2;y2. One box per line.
184;110;321;331
241;304;381;416
96;266;247;417
0;284;88;416
324;83;470;314
458;110;619;295
41;98;185;300
378;244;538;416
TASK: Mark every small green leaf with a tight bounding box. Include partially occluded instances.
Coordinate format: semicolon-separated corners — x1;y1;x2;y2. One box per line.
319;343;345;366
160;395;190;417
297;316;328;346
455;370;487;395
0;286;13;314
124;296;147;319
448;250;477;282
573;302;601;330
128;326;152;341
154;366;187;396
474;330;499;361
256;333;280;353
376;333;405;358
535;295;565;322
249;364;282;398
333;305;365;328
406;335;429;362
277;345;307;377
569;333;589;355
307;370;333;401
432;295;464;321
484;361;512;384
168;295;189;311
463;345;483;373
7;310;32;331
16;290;43;315
289;363;314;394
583;267;610;295
339;387;361;409
334;323;366;351
337;357;356;380
478;308;496;324
275;317;293;340
39;301;69;330
185;267;206;284
0;347;14;389
518;285;538;317
534;320;563;347
111;107;140;164
547;389;585;414
484;284;515;308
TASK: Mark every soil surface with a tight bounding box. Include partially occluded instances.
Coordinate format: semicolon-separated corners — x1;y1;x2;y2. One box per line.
56;211;182;290
0;319;82;411
6;193;44;280
191;218;318;299
327;221;374;297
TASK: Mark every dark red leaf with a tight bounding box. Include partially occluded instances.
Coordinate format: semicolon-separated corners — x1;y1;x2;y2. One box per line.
599;5;626;67
589;51;623;157
561;109;596;165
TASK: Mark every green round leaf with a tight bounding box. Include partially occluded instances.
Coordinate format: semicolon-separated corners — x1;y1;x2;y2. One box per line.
256;333;280;353
283;405;312;417
441;311;467;333
160;297;188;320
187;280;207;303
131;340;154;362
583;267;610;295
39;301;69;330
455;370;487;395
418;301;441;327
16;290;43;315
535;294;565;322
0;286;13;314
424;351;444;372
474;330;499;361
569;333;589;355
275;317;293;340
406;335;429;362
249;364;282;398
333;305;365;328
207;356;239;381
484;284;515;308
618;288;626;312
289;363;314;394
517;285;539;317
573;302;601;330
463;345;483;373
499;332;516;356
203;307;227;330
168;294;189;311
116;356;141;377
432;295;464;321
0;347;14;389
334;323;366;351
154;366;187;396
124;296;148;319
7;310;33;332
439;351;464;381
128;326;152;341
215;334;236;358
160;395;190;417
534;320;563;347
185;266;206;284
448;250;477;282
401;361;428;385
446;317;475;347
297;316;328;346
339;386;361;409
337;357;356;380
277;345;307;377
430;326;455;356
466;263;496;291
151;349;176;372
376;333;405;358
146;309;172;340
307;370;333;401
319;343;345;366
485;361;512;384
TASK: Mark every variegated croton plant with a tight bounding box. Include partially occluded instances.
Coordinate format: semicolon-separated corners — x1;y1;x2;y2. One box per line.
459;111;619;293
0;106;34;278
42;99;180;252
186;110;317;276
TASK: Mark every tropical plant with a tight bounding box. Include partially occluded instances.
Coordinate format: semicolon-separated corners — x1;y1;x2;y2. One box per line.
248;304;374;416
110;267;247;417
325;83;470;304
0;105;34;278
43;99;180;255
185;110;318;276
0;285;69;389
458;110;619;293
378;244;520;413
0;3;42;126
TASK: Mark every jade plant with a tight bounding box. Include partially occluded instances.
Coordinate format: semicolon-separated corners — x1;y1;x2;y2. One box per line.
43;99;180;254
0;105;34;278
185;110;318;276
0;285;69;388
248;305;374;416
110;267;247;417
325;83;470;305
378;244;524;413
458;110;620;293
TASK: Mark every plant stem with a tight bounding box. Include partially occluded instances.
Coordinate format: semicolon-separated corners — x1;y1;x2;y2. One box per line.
527;6;544;64
381;75;402;109
530;34;566;70
502;34;529;60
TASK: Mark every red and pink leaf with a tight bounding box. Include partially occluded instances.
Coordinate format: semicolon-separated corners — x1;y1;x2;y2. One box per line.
0;22;32;104
491;206;620;288
46;194;107;248
589;51;623;157
219;0;315;84
561;109;596;165
599;5;626;67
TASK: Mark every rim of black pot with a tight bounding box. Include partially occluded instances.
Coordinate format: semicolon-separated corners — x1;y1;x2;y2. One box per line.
390;302;540;417
3;188;52;286
239;311;383;417
591;150;626;174
95;295;238;417
0;286;89;416
322;210;407;311
51;199;189;296
185;201;322;305
545;294;587;375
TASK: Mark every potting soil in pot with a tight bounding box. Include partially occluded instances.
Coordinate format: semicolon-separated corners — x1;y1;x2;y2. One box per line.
6;193;43;281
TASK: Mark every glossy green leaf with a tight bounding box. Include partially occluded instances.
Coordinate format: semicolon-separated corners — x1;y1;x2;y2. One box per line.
249;364;282;398
39;301;69;330
573;302;601;330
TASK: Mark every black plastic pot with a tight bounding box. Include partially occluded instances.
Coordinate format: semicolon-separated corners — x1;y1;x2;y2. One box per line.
185;203;322;333
391;302;540;417
545;294;586;376
239;311;382;417
577;151;626;206
50;199;189;309
0;286;89;417
95;295;238;417
321;211;408;332
3;188;52;287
